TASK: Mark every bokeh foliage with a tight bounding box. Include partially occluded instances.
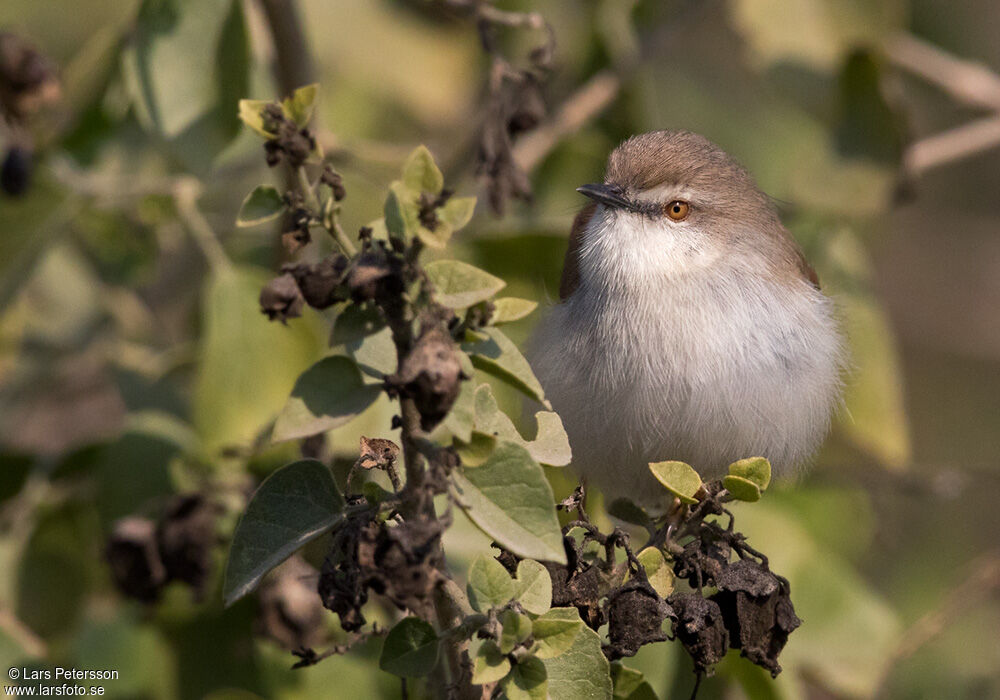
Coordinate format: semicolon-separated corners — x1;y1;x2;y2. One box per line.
2;0;1000;698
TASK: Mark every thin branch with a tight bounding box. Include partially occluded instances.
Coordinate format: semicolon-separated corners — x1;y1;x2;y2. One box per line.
876;551;1000;697
903;114;1000;176
173;178;232;274
885;33;1000;111
256;0;317;99
512;70;621;173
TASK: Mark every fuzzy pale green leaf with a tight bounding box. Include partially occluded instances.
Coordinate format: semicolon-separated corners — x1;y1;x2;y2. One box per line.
499;610;533;654
452;441;566;564
467;555;516;612
727;456;771;490
472;641;511;685
402;145;444;194
648;460;701;504
543;623;612;700
272;356;382;443
531;608;585;659
437;196;476;231
281;83;318;127
514;559;553;615
491;297;538;324
722;474;762;502
464;327;546;404
454;431;497;468
425;259;506;309
503;655;548;700
636;547;675;598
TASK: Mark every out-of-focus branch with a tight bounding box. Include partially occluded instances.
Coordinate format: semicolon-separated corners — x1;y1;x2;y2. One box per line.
904;114;1000;176
513;70;621;173
256;0;316;98
885;34;1000;111
875;551;1000;698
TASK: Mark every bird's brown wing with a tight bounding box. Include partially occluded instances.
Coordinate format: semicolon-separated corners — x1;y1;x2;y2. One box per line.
560;202;596;300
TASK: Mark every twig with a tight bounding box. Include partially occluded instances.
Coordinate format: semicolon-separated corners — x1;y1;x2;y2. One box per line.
885;33;1000;111
903;114;1000;176
256;0;317;100
173;179;232;274
875;551;1000;697
513;70;621;173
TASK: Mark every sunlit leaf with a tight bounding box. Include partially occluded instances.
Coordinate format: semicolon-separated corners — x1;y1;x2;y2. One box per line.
470;384;568;466
281;83;318;127
452;441;566;564
636;548;675;598
531;608;584;659
464;327;547;404
499;610;533;654
425;259;505;310
472;641;511;685
237;99;275;138
438;196;476;231
271;355;382;443
514;559;553;616
727;456;772;490
402;145;444;195
723;475;762;502
647;461;701;504
491;297;538;324
379;617;439;677
543;623;613;700
503;655;548;700
467;555;515;612
224;459;344;606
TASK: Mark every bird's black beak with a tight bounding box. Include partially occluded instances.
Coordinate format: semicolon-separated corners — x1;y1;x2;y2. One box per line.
576;183;630;210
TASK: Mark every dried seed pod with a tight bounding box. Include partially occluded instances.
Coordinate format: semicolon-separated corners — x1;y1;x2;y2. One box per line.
667;593;729;672
256;556;325;650
156;494;218;596
260;273;305;322
605;581;670;659
105;517;167;603
285;254;350;309
394;325;463;431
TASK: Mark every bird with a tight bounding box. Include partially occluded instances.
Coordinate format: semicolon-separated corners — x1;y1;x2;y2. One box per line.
529;130;843;507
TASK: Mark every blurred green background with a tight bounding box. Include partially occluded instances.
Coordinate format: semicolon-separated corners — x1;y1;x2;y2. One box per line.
1;0;999;698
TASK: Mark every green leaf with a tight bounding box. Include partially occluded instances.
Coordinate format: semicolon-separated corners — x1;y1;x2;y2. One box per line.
727;456;771;490
344;326;397;377
472;641;511;685
237;99;275;137
425;260;506;310
236;185;285;227
224;460;344;606
611;663;658;700
636;548;675;598
438;196;476;231
499;610;533;654
452;441;566;564
379;617;439;677
464;327;547;404
513;559;553;616
722;474;762;502
402;145;444;194
467;555;515;612
454;431;497;467
607;499;652;530
503;655;548;700
531;608;585;659
272;356;382;443
443;378;475;443
193;267;324;454
330;304;386;346
647;461;701;504
383;181;420;240
281;83;318;127
125;0;249;168
471;385;569;466
542;624;612;700
491;297;538;324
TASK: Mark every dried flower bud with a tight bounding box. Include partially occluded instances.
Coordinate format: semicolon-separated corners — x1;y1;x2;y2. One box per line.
105;517;167;603
667;593;729;672
260;273;305;322
605;581;670;659
256;556;325;650
156;494;218;596
394;325;463;431
285;254;350;309
321;165;346;201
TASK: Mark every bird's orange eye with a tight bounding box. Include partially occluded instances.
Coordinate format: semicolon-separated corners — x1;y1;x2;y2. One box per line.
664;200;690;221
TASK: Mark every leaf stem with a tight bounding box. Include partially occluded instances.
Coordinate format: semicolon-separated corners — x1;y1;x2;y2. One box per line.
173;179;232;274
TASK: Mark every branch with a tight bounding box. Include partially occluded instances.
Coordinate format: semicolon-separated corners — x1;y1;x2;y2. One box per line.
903;114;1000;176
512;70;621;173
256;0;317;99
885;33;1000;111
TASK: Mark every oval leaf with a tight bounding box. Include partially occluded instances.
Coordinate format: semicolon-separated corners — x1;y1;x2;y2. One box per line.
281;83;318;127
238;98;276;137
224;459;344;606
636;547;675;598
438;196;476;231
467;555;515;612
499;610;533;654
531;608;584;659
503;655;548;700
425;260;506;310
402;145;444;194
491;297;538;324
648;460;702;504
237;185;285;227
272;356;382;443
452;441;566;564
543;624;613;700
464;327;546;404
514;559;553;616
379;617;439;678
473;641;512;685
454;431;497;468
727;456;771;490
722;474;762;502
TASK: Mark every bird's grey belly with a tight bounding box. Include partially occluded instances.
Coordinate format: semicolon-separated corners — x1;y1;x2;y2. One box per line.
531;286;839;504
